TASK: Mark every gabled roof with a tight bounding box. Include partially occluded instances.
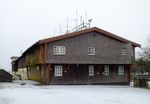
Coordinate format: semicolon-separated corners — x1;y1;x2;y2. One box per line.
19;27;140;60
39;27;140;47
15;27;140;65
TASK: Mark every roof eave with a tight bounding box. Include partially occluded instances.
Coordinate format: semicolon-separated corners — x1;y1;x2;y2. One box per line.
15;41;40;62
38;27;140;48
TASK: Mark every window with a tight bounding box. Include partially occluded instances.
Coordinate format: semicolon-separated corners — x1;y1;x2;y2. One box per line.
36;66;40;71
53;46;66;55
88;47;95;55
89;65;94;76
121;47;127;55
118;65;124;75
54;66;63;76
104;65;109;75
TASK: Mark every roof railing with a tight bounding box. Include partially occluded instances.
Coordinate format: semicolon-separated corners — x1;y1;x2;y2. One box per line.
67;19;92;33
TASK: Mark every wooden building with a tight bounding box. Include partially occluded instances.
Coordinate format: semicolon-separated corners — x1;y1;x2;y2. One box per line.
12;27;140;85
11;56;28;80
0;69;12;82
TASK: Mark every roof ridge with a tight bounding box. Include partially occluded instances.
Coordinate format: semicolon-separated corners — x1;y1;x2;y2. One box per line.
39;27;140;47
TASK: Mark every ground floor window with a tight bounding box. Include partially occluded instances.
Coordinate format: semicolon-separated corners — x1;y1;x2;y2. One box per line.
89;65;94;76
118;65;124;75
104;65;109;75
54;66;63;76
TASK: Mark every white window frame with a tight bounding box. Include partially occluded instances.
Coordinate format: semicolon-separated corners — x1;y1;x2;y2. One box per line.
88;47;95;55
118;65;124;75
89;65;94;76
104;65;109;75
54;66;63;76
53;46;66;55
121;47;127;55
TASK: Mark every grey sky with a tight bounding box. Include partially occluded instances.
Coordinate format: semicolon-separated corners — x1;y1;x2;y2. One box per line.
0;0;150;71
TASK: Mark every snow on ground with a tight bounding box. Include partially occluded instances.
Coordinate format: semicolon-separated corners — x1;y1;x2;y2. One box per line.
0;80;150;104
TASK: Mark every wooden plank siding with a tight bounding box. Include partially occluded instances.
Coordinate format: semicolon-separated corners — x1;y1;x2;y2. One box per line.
48;64;130;85
27;64;130;85
17;44;45;68
16;44;47;83
27;64;50;84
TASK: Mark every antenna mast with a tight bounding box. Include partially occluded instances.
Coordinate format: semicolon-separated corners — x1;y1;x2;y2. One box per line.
68;11;92;33
76;10;78;27
66;17;69;33
59;24;62;34
85;11;87;23
63;11;93;34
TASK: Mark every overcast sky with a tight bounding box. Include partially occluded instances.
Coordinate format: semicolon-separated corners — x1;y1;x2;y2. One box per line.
0;0;150;71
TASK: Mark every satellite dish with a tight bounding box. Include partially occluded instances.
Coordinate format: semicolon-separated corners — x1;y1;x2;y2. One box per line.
88;19;92;23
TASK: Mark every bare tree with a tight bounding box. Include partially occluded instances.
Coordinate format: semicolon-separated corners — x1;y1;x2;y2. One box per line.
136;37;150;72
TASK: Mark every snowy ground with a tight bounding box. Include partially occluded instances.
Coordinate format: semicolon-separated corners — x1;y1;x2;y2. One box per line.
0;80;150;104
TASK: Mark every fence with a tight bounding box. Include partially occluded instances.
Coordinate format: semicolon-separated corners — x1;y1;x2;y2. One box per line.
133;75;150;88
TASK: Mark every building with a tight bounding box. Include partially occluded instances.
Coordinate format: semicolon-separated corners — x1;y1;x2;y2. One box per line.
12;27;140;85
11;56;28;80
0;69;12;82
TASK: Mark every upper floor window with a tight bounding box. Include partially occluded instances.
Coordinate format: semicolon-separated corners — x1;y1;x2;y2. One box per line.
118;65;124;75
88;47;95;55
54;66;63;76
104;65;109;75
53;46;66;55
121;47;127;55
89;65;94;76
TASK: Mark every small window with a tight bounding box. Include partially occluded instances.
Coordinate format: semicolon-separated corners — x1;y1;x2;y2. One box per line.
88;47;95;55
121;47;127;55
53;46;66;55
54;66;63;76
118;65;124;75
36;66;40;71
104;65;109;75
89;65;94;76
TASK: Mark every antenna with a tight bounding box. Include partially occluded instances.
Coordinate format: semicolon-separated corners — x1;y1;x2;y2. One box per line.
66;17;69;33
80;16;83;30
80;16;82;25
85;11;87;23
59;24;62;34
88;18;92;28
76;10;78;27
52;10;92;34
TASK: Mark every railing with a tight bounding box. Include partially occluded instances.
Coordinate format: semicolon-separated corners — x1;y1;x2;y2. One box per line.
68;22;91;33
133;75;150;88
